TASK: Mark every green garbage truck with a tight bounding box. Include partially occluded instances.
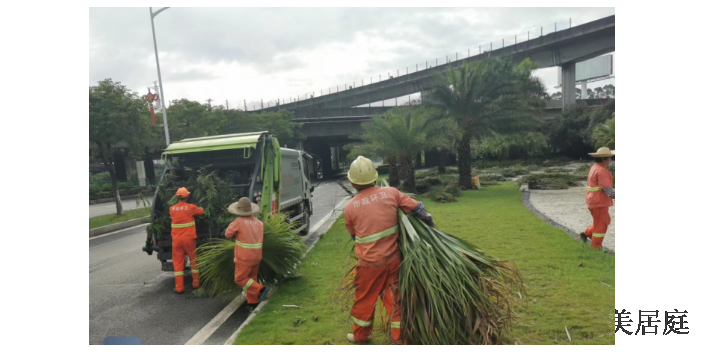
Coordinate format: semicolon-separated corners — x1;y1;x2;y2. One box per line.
142;131;321;271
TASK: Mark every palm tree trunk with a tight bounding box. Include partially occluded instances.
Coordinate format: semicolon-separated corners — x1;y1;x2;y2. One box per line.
457;136;473;189
400;154;416;191
387;156;400;187
438;150;447;175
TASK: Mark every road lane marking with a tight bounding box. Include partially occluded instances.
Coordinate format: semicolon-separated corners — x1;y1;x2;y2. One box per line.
185;295;247;345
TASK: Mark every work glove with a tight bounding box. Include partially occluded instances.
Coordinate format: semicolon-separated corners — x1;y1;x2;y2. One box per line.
423;214;435;228
411;202;435;228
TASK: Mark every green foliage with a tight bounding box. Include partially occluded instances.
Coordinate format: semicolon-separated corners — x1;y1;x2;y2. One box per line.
416;167;458;178
518;173;582;190
346;106;460;191
89;79;155;214
396;211;523;344
89;172;112;183
413;170;465;203
541;105;593;158
89;79;152;160
160;102;305;148
472;132;549;161
477;173;507;182
89;208;151;229
587;100;615;132
148;167;239;243
427;57;547;137
222;110;305;148
542;101;615;159
165;99;227;142
425;57;548;188
592;116;615;149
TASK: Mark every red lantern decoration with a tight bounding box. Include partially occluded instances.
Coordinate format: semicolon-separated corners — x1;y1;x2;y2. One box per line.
143;88;160;125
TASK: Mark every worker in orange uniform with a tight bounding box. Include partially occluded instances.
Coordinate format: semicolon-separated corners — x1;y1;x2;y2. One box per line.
343;156;435;344
169;187;204;294
580;147;616;250
225;197;272;313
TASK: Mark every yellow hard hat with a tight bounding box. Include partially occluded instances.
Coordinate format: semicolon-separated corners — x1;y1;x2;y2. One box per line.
348;156;378;185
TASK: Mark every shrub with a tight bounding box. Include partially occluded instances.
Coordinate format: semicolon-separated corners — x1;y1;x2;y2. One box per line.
518;173;581;190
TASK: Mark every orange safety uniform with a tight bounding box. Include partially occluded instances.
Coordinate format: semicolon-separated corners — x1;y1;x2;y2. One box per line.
225;216;265;304
344;186;419;344
583;163;614;249
169;201;204;293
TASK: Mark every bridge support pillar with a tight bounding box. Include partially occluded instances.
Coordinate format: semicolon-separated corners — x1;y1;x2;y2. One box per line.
144;158;156;185
580;81;588;99
561;61;576;109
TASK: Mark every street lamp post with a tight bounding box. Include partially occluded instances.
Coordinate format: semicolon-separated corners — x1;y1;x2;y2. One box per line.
150;7;171;145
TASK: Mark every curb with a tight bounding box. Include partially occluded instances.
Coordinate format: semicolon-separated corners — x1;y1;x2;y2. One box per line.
89;194;140;205
521;191;615;256
89;216;151;237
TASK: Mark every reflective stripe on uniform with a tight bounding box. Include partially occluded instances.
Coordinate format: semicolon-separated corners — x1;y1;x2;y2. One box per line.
586;186;601;192
174;271;184;276
243;279;254;291
592;233;606;238
172;221;195;228
350;316;373;327
355;225;399;244
391;321;401;329
235;241;263;249
191;269;199;274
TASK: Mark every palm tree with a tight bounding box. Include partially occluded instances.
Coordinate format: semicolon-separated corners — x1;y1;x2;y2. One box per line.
592;114;615;149
426;57;547;189
347;106;459;191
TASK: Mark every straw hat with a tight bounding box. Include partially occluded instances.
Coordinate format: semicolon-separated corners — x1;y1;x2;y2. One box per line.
588;147;615;157
227;197;260;216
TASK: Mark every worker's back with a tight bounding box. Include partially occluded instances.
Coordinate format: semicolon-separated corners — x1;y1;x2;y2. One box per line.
344;186;418;267
585;163;613;208
169;201;204;241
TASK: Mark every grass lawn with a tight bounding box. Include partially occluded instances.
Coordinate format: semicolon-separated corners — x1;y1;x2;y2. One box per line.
89;208;151;229
235;182;615;345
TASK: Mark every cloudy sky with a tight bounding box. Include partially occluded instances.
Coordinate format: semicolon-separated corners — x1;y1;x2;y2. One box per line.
89;7;615;110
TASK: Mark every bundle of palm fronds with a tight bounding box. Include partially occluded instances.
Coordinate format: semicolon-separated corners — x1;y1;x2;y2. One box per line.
196;213;306;297
397;211;523;344
336;180;523;344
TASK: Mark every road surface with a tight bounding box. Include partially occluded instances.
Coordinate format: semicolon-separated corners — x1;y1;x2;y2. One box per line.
89;179;350;345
